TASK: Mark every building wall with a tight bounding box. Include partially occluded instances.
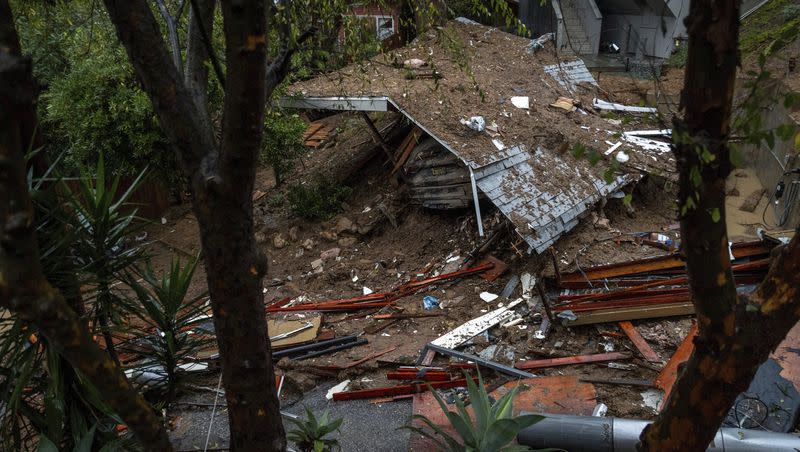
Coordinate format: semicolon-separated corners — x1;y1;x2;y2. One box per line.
737;81;800;228
352;3;400;39
519;0;558;37
599;11;681;59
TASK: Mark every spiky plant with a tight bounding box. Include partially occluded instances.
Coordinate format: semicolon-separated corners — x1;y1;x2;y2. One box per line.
64;155;147;366
406;372;545;452
126;256;212;406
287;406;344;452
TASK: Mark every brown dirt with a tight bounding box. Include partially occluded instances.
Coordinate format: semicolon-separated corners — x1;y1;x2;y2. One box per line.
290;21;677;185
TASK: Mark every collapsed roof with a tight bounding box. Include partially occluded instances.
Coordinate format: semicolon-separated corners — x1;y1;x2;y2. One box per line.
282;20;675;254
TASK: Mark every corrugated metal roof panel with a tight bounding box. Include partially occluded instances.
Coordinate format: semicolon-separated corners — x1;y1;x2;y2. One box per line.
543;60;598;92
473;144;628;254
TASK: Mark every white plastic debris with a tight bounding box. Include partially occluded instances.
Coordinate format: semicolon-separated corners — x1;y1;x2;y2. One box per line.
460;116;485;132
491;138;506;150
528;32;554;53
363;286;373;295
592;403;609;417
161;217;167;225
511;96;530;109
326;380;350;400
640;389;663;411
615;150;630;163
404;58;425;69
480;292;499;302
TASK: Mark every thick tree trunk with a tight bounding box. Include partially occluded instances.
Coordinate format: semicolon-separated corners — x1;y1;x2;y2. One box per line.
639;0;800;449
0;9;173;449
103;1;287;449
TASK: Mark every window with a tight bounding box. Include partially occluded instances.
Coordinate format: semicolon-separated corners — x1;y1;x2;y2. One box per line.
376;16;394;41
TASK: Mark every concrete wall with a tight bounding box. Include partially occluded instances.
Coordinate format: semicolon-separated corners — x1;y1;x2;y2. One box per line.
737;81;800;228
575;0;603;55
599;12;680;58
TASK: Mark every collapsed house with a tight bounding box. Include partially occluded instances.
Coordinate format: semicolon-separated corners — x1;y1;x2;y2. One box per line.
282;20;675;253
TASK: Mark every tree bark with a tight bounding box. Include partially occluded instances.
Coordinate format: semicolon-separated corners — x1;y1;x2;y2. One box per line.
184;0;216;131
103;0;290;449
154;0;182;73
639;0;800;449
0;13;173;449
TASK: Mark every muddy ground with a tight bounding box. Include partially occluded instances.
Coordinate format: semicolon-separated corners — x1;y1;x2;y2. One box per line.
144;66;774;448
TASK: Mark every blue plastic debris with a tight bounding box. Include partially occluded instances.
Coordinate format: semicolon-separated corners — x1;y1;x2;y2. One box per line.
422;295;440;310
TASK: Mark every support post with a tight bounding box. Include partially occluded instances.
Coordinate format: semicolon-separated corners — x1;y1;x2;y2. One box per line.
469;168;484;237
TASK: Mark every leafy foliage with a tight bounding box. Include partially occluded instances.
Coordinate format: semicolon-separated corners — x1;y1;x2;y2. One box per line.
261;111;309;183
287;406;344;452
405;372;544;452
127;256;212;407
287;174;352;221
0;152;140;450
12;1;176;183
64;156;147;364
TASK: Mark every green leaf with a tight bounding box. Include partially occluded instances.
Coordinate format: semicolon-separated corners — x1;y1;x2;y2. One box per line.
73;424;97;452
709;207;721;223
690;166;702;188
586;149;601;166
776;124;796;141
784;92;800;109
36;436;59;452
622;193;633;205
479;418;522;451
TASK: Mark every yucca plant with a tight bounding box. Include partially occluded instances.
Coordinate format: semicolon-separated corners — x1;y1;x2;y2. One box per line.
126;256;212;406
287;406;344;452
406;372;545;452
64;155;148;366
0;152;141;450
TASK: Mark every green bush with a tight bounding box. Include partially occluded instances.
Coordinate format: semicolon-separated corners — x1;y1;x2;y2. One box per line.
287;174;352;221
43;45;174;182
261;111;308;183
668;42;688;68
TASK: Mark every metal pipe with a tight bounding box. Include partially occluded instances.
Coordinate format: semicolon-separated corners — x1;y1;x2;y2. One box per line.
292;338;368;361
272;335;358;359
469;167;485;237
517;414;800;451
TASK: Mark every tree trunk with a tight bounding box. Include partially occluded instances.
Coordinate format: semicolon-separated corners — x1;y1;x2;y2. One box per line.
0;5;173;448
639;0;800;449
103;1;288;449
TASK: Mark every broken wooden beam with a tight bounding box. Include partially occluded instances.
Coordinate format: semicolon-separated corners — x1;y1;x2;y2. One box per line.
655;322;698;410
619;321;661;363
515;352;631;370
558;302;695;326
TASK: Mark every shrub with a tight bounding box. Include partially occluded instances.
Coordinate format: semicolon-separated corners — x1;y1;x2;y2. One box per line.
261;111;308;183
287;174;352;221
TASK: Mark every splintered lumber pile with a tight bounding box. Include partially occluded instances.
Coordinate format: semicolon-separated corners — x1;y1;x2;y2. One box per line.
302;121;335;148
552;240;773;326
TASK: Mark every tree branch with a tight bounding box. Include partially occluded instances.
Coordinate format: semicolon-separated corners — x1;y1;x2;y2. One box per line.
0;36;173;452
154;0;182;73
265;27;316;96
184;0;216;132
102;0;218;186
188;0;225;87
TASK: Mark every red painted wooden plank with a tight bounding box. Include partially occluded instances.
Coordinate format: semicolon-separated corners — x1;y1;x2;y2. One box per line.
655;322;698;410
515;352;631;370
619;321;661;362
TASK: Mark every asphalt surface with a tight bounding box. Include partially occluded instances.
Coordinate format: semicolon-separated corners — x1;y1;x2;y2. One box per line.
169;380;412;451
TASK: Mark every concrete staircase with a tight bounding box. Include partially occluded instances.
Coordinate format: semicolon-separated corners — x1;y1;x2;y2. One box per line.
559;0;594;55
